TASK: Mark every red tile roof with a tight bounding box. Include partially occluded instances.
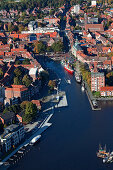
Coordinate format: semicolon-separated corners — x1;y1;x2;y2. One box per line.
100;86;113;91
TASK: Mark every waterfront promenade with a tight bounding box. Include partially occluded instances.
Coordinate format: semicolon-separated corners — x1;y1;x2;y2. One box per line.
0;114;53;168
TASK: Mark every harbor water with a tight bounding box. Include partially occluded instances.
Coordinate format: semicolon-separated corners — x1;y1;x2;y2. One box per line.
10;59;113;170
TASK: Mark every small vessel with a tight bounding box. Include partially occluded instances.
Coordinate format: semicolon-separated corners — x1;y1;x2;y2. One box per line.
67;79;71;84
97;144;110;158
74;71;81;83
81;86;85;91
30;135;41;145
92;100;98;107
81;82;85;91
61;60;74;74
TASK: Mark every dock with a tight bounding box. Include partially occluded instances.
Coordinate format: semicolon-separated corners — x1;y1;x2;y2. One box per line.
55;94;68;108
84;81;101;111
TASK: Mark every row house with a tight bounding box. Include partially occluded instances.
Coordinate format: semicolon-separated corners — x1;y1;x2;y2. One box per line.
0;124;25;152
100;86;113;96
91;72;105;91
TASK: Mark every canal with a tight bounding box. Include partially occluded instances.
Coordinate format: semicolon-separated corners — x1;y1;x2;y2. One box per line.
10;59;113;170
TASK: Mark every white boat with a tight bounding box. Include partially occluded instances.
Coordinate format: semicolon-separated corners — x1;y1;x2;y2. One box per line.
30;135;41;145
67;80;71;84
92;100;98;107
81;86;85;91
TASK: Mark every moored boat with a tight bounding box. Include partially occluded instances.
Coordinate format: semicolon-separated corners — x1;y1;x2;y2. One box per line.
61;60;74;74
30;135;41;145
74;71;81;83
97;144;110;159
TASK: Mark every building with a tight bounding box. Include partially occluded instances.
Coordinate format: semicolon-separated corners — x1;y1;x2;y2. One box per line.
71;38;82;58
5;85;30;105
100;86;113;96
0;112;15;125
91;72;105;91
28;21;38;31
16;112;24;123
85;24;104;32
31;100;41;110
91;0;96;6
29;67;38;81
0;124;25;152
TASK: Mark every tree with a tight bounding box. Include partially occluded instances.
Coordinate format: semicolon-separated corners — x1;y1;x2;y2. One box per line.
22;58;30;65
14;77;22;85
48;80;56;90
34;41;46;53
22;74;32;87
14;67;22;77
22;113;32;124
20;101;30;110
51;41;64;52
3;107;9;114
15;60;21;65
8;104;20;114
0;68;3;78
25;102;37;117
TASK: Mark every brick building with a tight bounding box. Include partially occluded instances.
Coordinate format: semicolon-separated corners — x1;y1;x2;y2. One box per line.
85;24;104;32
5;85;30;105
91;72;105;91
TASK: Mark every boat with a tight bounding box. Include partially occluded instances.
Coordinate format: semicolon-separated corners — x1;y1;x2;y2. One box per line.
92;100;98;107
81;86;85;91
81;82;85;91
64;78;71;84
103;151;113;163
74;71;81;83
61;60;74;74
67;79;71;84
97;144;110;158
30;135;41;145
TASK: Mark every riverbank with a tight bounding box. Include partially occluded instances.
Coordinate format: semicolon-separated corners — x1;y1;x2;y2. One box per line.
0;114;53;169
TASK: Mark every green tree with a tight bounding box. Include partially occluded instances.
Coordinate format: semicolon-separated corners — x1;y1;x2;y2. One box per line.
3;107;9;114
25;102;37;117
51;41;64;52
34;41;46;53
8;104;20;114
20;101;30;110
0;68;3;78
15;60;21;65
22;114;32;124
22;74;32;87
48;80;56;90
14;77;22;85
14;67;22;77
22;58;30;65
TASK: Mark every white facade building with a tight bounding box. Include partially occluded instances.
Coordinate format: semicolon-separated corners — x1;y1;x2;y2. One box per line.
22;27;59;34
71;5;80;15
91;0;96;6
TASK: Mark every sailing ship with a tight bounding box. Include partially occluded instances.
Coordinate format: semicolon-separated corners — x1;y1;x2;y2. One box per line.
97;144;110;158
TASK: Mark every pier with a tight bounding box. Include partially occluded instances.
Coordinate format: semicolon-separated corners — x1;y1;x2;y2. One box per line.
84;81;101;111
